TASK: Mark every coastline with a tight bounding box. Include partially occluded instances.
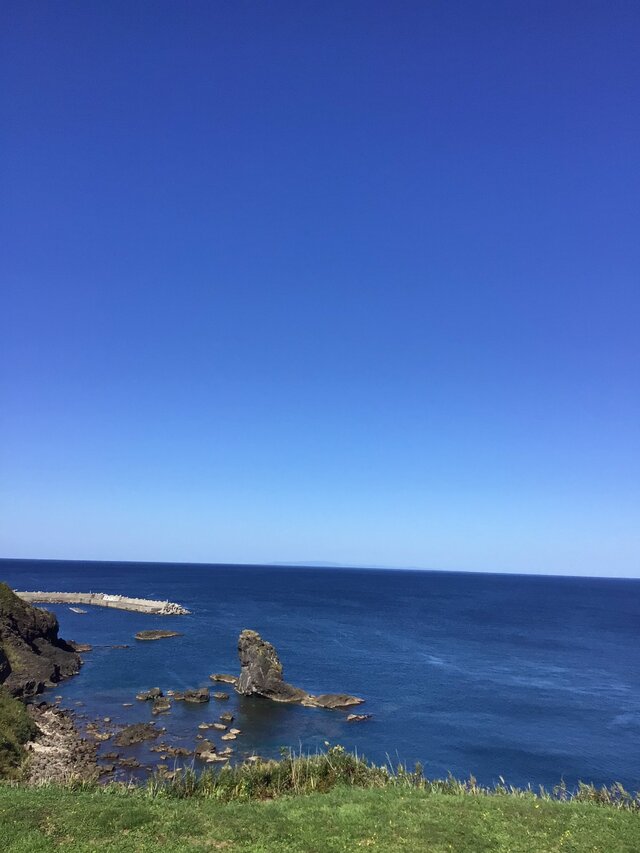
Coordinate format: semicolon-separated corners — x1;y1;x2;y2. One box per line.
3;563;639;793
24;703;99;785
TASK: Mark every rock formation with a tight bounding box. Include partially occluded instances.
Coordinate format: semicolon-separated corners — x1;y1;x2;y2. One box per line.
136;687;163;701
234;629;364;710
172;688;210;703
210;673;238;685
0;582;81;698
236;630;308;702
151;696;171;715
135;630;181;641
114;722;161;747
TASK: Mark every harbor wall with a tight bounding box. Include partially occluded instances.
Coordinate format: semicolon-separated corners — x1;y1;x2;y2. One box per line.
15;591;190;615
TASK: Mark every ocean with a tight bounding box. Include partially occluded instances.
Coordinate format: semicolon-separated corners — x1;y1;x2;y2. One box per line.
1;558;638;791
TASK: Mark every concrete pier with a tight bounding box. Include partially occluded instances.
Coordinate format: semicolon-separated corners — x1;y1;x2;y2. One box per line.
15;591;190;615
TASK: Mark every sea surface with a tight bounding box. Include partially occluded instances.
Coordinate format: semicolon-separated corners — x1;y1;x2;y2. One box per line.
1;558;639;791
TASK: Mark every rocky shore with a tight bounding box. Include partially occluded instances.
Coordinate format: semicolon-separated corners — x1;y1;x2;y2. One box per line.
24;703;99;784
1;581;369;784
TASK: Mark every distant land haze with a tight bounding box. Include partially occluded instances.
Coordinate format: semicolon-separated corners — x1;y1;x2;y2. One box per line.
1;556;637;581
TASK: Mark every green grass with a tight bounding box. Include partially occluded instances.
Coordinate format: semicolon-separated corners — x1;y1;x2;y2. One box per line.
1;783;639;852
0;689;38;779
1;743;638;850
146;746;640;811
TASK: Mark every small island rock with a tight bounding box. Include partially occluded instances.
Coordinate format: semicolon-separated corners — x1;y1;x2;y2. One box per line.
136;687;163;701
114;723;161;747
210;673;238;684
135;630;182;641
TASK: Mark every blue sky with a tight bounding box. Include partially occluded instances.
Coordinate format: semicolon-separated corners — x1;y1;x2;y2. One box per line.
1;1;639;576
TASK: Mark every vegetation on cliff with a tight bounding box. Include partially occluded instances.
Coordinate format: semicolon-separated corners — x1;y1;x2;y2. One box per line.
0;582;83;780
0;687;37;779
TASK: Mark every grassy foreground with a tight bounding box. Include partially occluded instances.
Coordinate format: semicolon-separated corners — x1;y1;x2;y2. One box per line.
1;783;639;852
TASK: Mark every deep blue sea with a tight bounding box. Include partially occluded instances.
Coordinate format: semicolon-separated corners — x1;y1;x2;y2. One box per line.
1;558;639;792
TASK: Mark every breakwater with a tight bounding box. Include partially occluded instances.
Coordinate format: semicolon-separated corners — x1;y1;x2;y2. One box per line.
15;591;190;615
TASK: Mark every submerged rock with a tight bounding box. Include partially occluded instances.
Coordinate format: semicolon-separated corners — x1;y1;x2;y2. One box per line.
305;694;365;710
152;743;192;756
346;713;372;722
212;691;229;700
90;730;112;742
234;629;364;710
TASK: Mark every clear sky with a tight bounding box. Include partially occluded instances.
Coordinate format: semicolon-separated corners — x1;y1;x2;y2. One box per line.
1;1;639;577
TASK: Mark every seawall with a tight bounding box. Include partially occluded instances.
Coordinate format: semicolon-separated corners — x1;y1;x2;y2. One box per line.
15;591;190;615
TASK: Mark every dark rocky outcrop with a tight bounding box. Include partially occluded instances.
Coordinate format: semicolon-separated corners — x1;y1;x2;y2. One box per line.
236;630;308;702
173;688;210;703
194;739;215;757
0;582;81;698
136;687;163;701
135;630;182;641
234;630;364;710
151;696;171;715
114;722;162;747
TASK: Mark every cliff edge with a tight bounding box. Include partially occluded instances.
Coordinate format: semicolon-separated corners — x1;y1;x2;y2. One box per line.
0;582;81;698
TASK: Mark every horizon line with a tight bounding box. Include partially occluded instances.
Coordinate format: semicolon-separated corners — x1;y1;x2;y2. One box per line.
0;555;638;582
